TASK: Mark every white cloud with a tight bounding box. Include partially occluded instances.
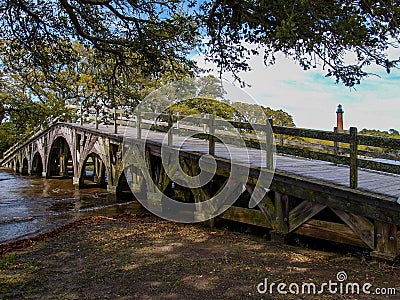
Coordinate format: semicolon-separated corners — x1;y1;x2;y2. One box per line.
193;51;399;132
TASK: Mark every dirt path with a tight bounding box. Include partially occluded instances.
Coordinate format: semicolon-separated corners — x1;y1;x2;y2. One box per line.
1;213;399;299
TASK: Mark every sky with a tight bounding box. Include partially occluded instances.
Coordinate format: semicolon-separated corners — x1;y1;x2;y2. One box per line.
193;52;399;132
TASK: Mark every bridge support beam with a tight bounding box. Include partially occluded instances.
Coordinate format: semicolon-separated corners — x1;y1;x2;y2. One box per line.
59;142;69;177
73;176;83;189
93;156;106;185
371;221;398;261
107;185;117;194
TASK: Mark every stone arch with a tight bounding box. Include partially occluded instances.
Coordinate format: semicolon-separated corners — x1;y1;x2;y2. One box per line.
47;136;73;177
31;152;44;176
21;157;29;175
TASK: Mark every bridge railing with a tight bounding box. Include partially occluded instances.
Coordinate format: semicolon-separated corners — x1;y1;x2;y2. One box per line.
110;111;399;190
3;106;399;191
72;107;400;185
2;115;63;162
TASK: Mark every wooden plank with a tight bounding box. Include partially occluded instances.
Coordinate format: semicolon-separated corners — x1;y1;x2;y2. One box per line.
289;201;326;232
299;170;348;181
371;186;400;198
359;158;400;175
246;185;275;225
268;172;400;224
357;173;398;184
294;219;367;248
209;115;215;156
219;206;272;228
371;221;399;261
277;145;350;166
331;209;374;249
349;127;358;189
279;169;350;187
358;134;400;149
272;126;350;143
359;179;400;190
273;192;289;233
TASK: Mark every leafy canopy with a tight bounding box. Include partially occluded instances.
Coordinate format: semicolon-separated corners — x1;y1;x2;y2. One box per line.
1;0;399;88
203;0;400;86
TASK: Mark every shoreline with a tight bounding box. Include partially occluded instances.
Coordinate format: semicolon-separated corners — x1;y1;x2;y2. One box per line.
1;212;400;299
0;200;149;256
0;216;98;256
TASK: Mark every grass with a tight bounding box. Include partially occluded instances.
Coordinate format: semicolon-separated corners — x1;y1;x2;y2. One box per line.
0;253;17;270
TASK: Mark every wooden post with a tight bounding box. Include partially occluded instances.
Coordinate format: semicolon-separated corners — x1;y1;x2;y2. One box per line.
113;107;118;134
371;221;398;261
209;114;215;156
203;113;207;133
271;192;289;242
168;110;173;146
333;127;338;165
80;104;84;125
136;109;141;139
95;109;99;130
279;121;284;146
176;112;180;130
266;119;274;170
349;127;358;189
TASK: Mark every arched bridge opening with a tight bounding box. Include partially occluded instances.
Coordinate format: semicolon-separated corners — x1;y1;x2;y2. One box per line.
14;160;19;174
116;166;146;202
21;158;29;175
31;152;43;176
80;153;107;188
48;137;73;178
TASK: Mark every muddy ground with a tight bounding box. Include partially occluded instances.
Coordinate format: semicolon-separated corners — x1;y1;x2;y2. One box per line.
1;213;399;299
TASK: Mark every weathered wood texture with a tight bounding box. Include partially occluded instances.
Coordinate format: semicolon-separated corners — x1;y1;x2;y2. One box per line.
1;115;400;260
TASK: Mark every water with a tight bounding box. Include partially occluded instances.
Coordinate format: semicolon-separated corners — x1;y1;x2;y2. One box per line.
0;169;140;244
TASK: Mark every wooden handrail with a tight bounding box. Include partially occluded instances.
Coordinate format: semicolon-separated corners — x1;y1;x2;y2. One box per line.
2;108;399;191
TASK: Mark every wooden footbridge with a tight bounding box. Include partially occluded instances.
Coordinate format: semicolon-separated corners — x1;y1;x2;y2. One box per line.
1;111;400;260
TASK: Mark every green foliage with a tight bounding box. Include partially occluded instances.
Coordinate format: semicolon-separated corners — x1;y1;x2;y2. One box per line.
360;128;400;138
0;1;199;81
171;97;236;119
0;123;20;158
232;103;295;127
170;96;295;127
1;0;399;89
203;0;400;87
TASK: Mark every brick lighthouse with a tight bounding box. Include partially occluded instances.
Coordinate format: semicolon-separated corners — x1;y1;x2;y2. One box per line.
336;104;344;131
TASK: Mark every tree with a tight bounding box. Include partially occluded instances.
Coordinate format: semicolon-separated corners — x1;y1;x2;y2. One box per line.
360;128;400;137
202;0;400;87
2;1;399;88
230;102;295;126
0;0;199;81
171;97;236;118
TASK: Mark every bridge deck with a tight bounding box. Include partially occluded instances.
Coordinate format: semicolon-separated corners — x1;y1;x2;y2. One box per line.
85;124;400;202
